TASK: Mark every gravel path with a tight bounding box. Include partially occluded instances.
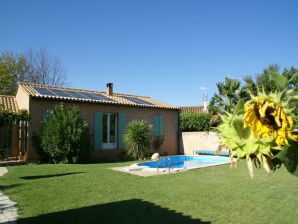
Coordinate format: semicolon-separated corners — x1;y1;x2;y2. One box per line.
0;167;17;224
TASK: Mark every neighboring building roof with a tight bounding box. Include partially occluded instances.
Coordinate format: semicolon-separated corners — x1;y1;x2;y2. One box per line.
18;83;179;110
180;106;206;113
0;95;19;113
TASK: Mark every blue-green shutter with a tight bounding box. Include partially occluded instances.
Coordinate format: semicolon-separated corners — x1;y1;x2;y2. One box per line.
159;115;164;136
153;115;164;136
153;115;160;136
118;112;126;149
93;112;103;150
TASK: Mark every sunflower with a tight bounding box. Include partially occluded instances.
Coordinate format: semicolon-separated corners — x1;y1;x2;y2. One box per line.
243;96;297;147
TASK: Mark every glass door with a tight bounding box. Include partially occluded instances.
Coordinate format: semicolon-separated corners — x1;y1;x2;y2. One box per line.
102;113;117;149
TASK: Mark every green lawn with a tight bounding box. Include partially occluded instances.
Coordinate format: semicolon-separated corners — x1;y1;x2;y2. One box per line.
1;161;298;224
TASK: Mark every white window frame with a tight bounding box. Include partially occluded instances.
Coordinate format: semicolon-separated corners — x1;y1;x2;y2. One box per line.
102;113;117;150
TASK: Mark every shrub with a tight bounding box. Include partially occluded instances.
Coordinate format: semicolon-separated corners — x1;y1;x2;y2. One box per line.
124;120;152;160
179;112;211;132
210;114;221;127
33;104;89;164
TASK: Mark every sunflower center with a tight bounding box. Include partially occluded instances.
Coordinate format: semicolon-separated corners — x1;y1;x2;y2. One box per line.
255;106;279;130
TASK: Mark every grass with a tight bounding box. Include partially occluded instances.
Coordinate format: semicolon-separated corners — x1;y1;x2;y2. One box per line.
1;161;298;224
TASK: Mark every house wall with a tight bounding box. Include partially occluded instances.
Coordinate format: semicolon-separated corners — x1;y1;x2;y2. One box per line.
180;132;221;155
26;98;179;161
16;85;30;110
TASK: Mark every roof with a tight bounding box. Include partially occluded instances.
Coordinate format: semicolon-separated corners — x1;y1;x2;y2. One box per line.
180;106;206;113
18;83;179;110
0;95;19;113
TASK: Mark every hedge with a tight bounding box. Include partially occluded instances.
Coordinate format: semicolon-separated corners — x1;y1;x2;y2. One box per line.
179;112;211;132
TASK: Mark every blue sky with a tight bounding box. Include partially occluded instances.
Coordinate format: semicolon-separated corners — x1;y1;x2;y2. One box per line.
1;0;298;106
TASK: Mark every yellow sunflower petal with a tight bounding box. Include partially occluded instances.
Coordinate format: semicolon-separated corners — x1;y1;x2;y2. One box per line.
259;101;269;118
288;132;298;142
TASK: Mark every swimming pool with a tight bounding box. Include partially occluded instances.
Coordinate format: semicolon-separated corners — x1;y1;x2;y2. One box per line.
135;155;230;171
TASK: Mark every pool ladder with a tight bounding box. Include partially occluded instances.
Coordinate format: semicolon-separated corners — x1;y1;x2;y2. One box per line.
156;158;171;173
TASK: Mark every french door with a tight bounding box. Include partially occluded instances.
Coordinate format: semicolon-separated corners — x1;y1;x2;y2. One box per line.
102;113;117;149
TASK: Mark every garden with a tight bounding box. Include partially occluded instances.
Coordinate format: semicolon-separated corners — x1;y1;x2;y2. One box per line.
1;65;298;223
1;161;298;224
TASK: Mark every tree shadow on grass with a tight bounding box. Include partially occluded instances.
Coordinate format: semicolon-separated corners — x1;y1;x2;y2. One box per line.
20;172;85;180
0;184;22;190
18;199;210;224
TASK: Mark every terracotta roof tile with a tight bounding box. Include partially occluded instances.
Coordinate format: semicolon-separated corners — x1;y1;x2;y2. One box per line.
180;106;206;113
0;95;18;113
18;82;179;110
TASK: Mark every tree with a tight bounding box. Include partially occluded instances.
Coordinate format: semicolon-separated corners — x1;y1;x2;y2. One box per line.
0;52;26;95
34;104;89;163
255;64;280;93
242;64;281;94
282;66;298;92
0;49;67;95
243;64;298;94
124;120;152;160
208;77;246;115
24;48;67;86
209;65;298;117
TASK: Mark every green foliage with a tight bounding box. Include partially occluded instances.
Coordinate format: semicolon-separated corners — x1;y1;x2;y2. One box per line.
209;65;298;129
210;115;221;127
123;120;152;160
243;64;298;95
208;77;247;115
217;100;262;158
243;65;298;128
34;104;89;164
273;139;298;176
218;89;298;178
0;49;67;95
0;52;26;95
255;65;281;93
179;112;211;132
0;109;29;127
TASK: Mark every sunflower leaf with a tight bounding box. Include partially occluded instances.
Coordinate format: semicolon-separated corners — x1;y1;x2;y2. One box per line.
273;140;298;176
233;100;245;116
288;96;298;103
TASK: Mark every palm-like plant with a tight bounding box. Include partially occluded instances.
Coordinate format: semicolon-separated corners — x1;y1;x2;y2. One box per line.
209;77;246;115
124;120;152;160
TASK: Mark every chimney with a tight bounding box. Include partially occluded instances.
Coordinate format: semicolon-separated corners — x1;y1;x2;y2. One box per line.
106;83;113;96
203;94;208;113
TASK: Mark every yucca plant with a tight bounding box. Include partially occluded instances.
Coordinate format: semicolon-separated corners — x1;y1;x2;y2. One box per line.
124;120;152;160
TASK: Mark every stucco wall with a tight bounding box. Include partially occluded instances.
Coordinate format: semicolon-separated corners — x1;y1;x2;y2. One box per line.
26;98;179;161
15;85;30;110
180;131;221;155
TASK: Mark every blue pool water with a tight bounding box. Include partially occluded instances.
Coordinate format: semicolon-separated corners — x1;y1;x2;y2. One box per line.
137;155;230;169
